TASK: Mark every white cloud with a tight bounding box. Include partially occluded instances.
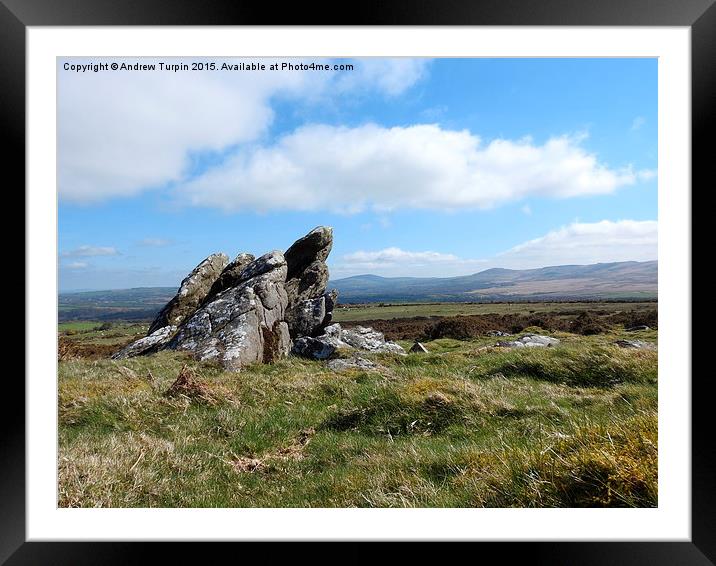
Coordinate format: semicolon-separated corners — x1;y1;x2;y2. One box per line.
61;245;119;257
58;58;429;204
496;219;658;268
335;59;429;97
176;124;654;213
65;261;89;269
344;247;461;265
335;247;485;278
331;220;657;277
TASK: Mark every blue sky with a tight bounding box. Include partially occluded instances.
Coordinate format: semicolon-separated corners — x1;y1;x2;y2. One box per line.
58;57;657;291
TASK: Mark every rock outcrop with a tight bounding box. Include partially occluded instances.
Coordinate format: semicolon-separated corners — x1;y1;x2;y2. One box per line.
291;323;405;360
284;227;335;338
112;325;177;359
147;253;229;334
495;334;560;348
167;251;291;371
203;253;255;305
115;227;342;371
340;326;406;354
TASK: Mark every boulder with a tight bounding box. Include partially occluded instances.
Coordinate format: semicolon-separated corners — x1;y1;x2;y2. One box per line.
203;252;255;305
285;289;338;338
292;334;347;360
291;323;405;360
340;325;406;355
496;334;560;348
112;325;177;359
285;226;333;291
148;253;229;334
284;227;336;337
165;251;291;370
409;341;429;354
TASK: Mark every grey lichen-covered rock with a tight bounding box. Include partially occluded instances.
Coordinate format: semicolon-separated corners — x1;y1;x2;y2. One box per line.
148;253;229;334
165;251;291;371
496;334;560;348
203;252;255;305
292;334;347;360
341;325;406;354
284;226;337;337
293;323;405;360
112;325;177;359
114;227;342;366
285;289;339;338
285;226;333;293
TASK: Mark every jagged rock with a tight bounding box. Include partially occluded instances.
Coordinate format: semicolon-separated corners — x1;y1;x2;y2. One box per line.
166;251;291;370
614;339;656;350
327;356;380;371
112;325;177;359
203;252;255;305
496;334;560;348
409;341;429;354
292;323;405;360
323;323;342;338
148;253;229;334
116;226;343;369
340;326;406;355
285;226;333;289
285;289;338;338
284;227;335;337
292;334;347;360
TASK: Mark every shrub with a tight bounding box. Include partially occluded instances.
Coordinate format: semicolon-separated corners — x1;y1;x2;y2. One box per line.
570;311;608;335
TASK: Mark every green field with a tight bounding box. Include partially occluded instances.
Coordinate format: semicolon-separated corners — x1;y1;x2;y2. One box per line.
332;301;655;322
58;303;658;508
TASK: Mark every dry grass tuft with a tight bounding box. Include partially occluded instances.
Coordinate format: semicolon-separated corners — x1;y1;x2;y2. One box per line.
164;365;217;404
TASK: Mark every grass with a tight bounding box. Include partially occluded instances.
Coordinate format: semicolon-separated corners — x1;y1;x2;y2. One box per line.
332;301;656;322
58;318;657;508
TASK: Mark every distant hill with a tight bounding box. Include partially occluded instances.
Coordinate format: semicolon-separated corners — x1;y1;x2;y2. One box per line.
330;260;657;303
59;287;176;322
58;261;657;322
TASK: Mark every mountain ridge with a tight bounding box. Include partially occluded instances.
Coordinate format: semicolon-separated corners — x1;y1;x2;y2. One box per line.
330;260;657;303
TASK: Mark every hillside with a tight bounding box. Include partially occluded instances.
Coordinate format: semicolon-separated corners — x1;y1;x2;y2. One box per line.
330;261;657;303
58;260;657;321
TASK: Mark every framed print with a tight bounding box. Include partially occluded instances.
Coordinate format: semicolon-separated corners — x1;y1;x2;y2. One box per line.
8;0;711;562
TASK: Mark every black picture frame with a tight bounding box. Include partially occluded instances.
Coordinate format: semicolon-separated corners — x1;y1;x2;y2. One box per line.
8;0;709;562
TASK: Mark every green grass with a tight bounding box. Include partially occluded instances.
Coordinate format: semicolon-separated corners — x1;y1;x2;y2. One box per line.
58;326;657;508
332;301;655;321
58;321;105;332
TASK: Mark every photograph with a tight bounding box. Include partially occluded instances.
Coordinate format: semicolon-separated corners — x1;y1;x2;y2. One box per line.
56;55;660;509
